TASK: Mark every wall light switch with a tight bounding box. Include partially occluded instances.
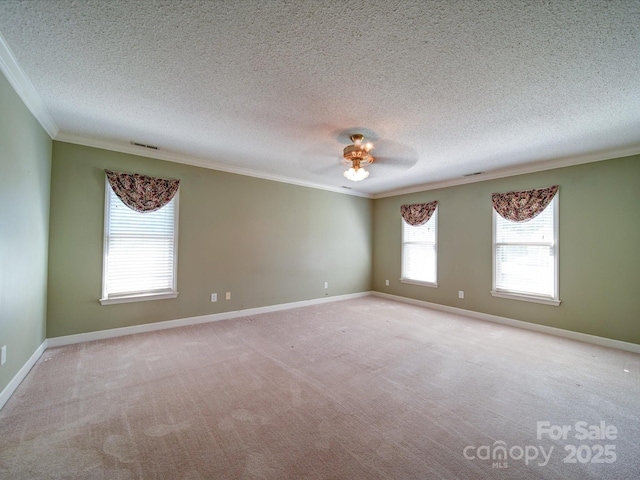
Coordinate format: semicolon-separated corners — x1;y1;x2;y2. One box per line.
385;280;389;286
458;291;464;299
1;345;6;366
210;293;217;302
225;292;231;300
324;282;328;289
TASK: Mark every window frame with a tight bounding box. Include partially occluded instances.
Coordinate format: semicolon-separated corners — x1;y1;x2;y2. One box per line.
491;195;560;306
400;205;438;288
100;178;179;305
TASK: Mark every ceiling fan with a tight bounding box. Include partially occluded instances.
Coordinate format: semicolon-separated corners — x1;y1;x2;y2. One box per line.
342;134;375;182
299;129;418;182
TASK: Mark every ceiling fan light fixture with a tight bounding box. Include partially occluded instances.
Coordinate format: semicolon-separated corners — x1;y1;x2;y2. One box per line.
343;166;369;182
342;134;374;181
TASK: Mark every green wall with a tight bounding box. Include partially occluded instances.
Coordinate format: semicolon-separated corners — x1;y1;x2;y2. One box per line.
47;142;373;337
2;64;639;403
0;71;51;394
373;156;640;344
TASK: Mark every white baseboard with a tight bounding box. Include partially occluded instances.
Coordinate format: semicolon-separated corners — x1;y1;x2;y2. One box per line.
0;339;47;411
372;291;640;354
47;292;370;348
2;294;368;411
3;291;638;412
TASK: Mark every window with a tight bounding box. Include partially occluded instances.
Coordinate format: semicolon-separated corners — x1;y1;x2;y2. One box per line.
401;206;438;286
100;179;179;305
492;195;559;305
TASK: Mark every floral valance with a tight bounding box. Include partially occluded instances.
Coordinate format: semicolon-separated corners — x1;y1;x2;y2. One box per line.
400;201;438;226
492;185;558;222
106;170;180;213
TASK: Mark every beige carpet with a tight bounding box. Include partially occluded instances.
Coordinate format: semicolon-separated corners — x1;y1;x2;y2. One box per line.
1;297;638;479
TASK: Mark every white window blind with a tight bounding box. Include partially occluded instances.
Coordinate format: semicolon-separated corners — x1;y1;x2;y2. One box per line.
401;207;437;285
493;196;558;302
101;183;178;304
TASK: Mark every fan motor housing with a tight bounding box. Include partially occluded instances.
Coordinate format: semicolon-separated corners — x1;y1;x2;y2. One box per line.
343;144;374;166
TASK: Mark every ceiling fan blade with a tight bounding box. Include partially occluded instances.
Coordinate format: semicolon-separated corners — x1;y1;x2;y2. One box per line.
373;140;419;170
299;142;343;175
308;162;341;175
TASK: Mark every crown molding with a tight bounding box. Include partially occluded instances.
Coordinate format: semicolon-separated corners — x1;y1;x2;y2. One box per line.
54;132;640;201
373;143;640;199
54;133;374;199
0;32;58;138
1;30;637;200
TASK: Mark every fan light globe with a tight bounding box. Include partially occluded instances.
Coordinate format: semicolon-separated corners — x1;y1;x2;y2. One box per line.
343;167;369;182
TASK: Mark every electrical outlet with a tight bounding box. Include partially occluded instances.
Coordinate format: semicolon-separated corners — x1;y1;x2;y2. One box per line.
324;282;328;289
458;291;464;299
385;279;389;286
210;293;217;302
1;346;6;366
225;292;231;300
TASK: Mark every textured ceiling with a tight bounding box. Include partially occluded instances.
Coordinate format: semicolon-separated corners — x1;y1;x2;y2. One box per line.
0;0;639;196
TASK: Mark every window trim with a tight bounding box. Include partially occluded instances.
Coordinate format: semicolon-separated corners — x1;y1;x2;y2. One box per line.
400;206;438;288
491;195;560;306
100;178;179;305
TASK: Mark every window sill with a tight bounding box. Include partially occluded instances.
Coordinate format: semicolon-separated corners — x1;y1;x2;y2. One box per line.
400;278;438;288
100;292;178;305
490;290;560;306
